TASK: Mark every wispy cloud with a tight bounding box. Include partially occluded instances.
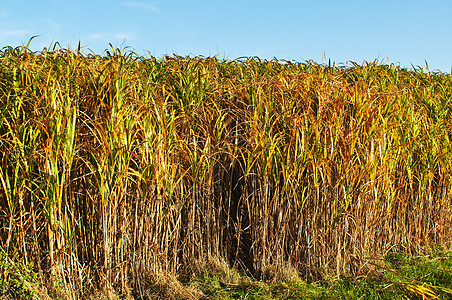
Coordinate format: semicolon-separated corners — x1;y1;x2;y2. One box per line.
88;33;106;41
87;32;136;43
0;30;31;40
121;1;160;13
43;18;61;31
115;32;136;41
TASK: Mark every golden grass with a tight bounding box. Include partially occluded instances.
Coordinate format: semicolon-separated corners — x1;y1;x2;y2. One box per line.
0;42;451;297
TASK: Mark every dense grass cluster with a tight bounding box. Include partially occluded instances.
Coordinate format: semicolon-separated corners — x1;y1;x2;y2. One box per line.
0;43;451;297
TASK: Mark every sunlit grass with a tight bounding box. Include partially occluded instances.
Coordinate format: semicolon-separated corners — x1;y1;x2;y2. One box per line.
0;41;451;298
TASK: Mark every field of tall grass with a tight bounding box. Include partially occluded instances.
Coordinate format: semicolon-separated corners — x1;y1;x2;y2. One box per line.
0;42;451;298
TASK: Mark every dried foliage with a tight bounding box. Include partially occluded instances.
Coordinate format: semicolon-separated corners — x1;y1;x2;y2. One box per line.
0;43;451;296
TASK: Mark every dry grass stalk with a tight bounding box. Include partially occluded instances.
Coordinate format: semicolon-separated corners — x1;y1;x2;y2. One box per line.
0;43;451;296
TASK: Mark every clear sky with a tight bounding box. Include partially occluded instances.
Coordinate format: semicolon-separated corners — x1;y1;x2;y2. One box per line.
1;0;452;72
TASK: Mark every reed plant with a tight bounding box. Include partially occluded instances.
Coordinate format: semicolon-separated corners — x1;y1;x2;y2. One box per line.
0;43;451;297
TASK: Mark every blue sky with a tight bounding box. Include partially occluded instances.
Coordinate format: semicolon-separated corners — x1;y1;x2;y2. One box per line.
1;0;452;72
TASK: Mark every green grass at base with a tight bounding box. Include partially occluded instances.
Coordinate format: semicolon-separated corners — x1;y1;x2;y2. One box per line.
1;247;451;299
184;248;452;300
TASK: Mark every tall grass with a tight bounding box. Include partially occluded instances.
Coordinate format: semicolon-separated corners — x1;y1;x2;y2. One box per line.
0;43;451;297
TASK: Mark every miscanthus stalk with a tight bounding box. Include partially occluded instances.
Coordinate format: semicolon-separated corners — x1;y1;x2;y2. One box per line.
0;43;451;296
